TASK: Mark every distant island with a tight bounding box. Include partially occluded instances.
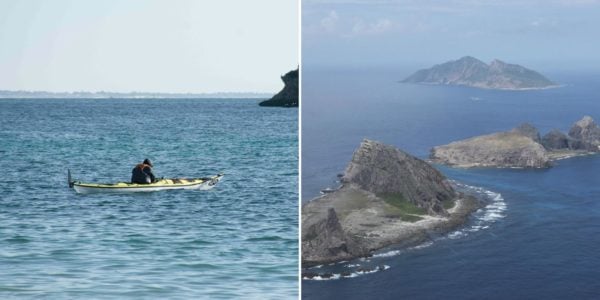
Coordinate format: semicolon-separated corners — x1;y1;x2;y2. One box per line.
430;116;600;168
302;139;480;270
402;56;558;90
259;68;298;107
0;90;272;99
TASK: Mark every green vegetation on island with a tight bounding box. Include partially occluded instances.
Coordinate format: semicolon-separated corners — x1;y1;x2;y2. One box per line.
302;139;481;267
402;56;557;90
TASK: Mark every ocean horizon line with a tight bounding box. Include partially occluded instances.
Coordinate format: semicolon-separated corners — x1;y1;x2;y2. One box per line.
0;90;274;99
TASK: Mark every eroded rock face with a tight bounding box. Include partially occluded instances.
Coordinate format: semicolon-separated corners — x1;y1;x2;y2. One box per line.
431;130;551;168
512;123;541;143
301;208;366;264
568;116;600;148
342;139;456;215
542;129;570;150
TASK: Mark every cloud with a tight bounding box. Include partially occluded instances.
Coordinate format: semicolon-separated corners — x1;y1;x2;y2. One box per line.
351;18;394;35
305;0;600;8
553;0;599;5
314;10;396;38
304;0;598;41
320;10;339;32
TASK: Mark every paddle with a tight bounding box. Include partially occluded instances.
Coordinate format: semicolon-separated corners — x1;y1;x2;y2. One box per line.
67;169;75;188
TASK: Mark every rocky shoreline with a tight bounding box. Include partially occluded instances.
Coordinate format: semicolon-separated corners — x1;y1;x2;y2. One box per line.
431;116;600;168
302;185;481;267
301;140;483;267
259;68;298;107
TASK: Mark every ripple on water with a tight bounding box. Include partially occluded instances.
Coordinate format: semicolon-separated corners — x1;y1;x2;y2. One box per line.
0;99;298;298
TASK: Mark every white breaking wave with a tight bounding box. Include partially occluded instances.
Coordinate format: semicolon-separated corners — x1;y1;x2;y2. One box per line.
303;265;391;281
445;182;507;240
447;231;467;239
412;240;434;250
372;250;402;258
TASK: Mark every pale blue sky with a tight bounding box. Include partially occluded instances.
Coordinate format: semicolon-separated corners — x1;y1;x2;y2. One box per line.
0;0;298;93
303;0;600;71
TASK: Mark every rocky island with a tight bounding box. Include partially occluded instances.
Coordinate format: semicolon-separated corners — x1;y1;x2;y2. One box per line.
431;116;600;168
259;68;298;107
402;56;557;90
302;139;481;266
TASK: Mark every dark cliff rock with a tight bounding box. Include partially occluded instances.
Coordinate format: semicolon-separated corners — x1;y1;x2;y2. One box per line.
342;139;456;215
512;123;542;143
402;56;557;90
259;68;298;107
542;130;570;150
302;208;367;264
568;116;600;149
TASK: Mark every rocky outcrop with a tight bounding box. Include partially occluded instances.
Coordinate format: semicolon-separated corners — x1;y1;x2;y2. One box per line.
542;130;570;150
302;140;481;266
568;116;600;149
259;68;298;107
431;128;551;168
432;117;600;168
402;56;557;90
542;117;600;151
302;208;367;263
342;139;456;215
511;123;541;143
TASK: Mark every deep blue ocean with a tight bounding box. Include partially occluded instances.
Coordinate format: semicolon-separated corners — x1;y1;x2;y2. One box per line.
0;99;298;299
302;66;600;299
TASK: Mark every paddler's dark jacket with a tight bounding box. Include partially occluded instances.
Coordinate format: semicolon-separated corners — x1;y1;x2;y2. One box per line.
131;163;156;184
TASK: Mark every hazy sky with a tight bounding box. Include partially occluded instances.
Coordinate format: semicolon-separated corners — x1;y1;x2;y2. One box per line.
0;0;298;93
303;0;600;71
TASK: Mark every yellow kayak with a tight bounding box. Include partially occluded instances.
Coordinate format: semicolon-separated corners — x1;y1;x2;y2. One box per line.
68;171;223;194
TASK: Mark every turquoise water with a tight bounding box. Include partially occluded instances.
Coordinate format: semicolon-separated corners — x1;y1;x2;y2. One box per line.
0;99;298;299
302;67;600;299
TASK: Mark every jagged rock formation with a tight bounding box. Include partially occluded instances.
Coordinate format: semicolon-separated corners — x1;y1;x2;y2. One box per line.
302;139;480;266
511;123;541;143
342;140;456;215
302;208;367;263
432;116;600;168
402;56;557;90
542;130;570;150
259;68;298;107
568;116;600;148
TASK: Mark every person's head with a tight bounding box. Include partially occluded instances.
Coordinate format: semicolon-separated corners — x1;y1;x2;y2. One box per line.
143;158;153;167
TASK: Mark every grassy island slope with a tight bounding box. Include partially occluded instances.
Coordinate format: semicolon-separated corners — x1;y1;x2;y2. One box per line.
302;139;481;266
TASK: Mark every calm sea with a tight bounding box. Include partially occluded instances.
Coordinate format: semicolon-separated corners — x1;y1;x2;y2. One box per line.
0;99;298;299
302;66;600;299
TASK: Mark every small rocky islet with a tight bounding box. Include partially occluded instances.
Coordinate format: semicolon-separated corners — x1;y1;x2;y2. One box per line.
259;68;298;107
430;116;600;168
301;139;481;267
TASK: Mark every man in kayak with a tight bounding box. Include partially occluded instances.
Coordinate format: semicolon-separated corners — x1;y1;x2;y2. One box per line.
131;158;157;184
